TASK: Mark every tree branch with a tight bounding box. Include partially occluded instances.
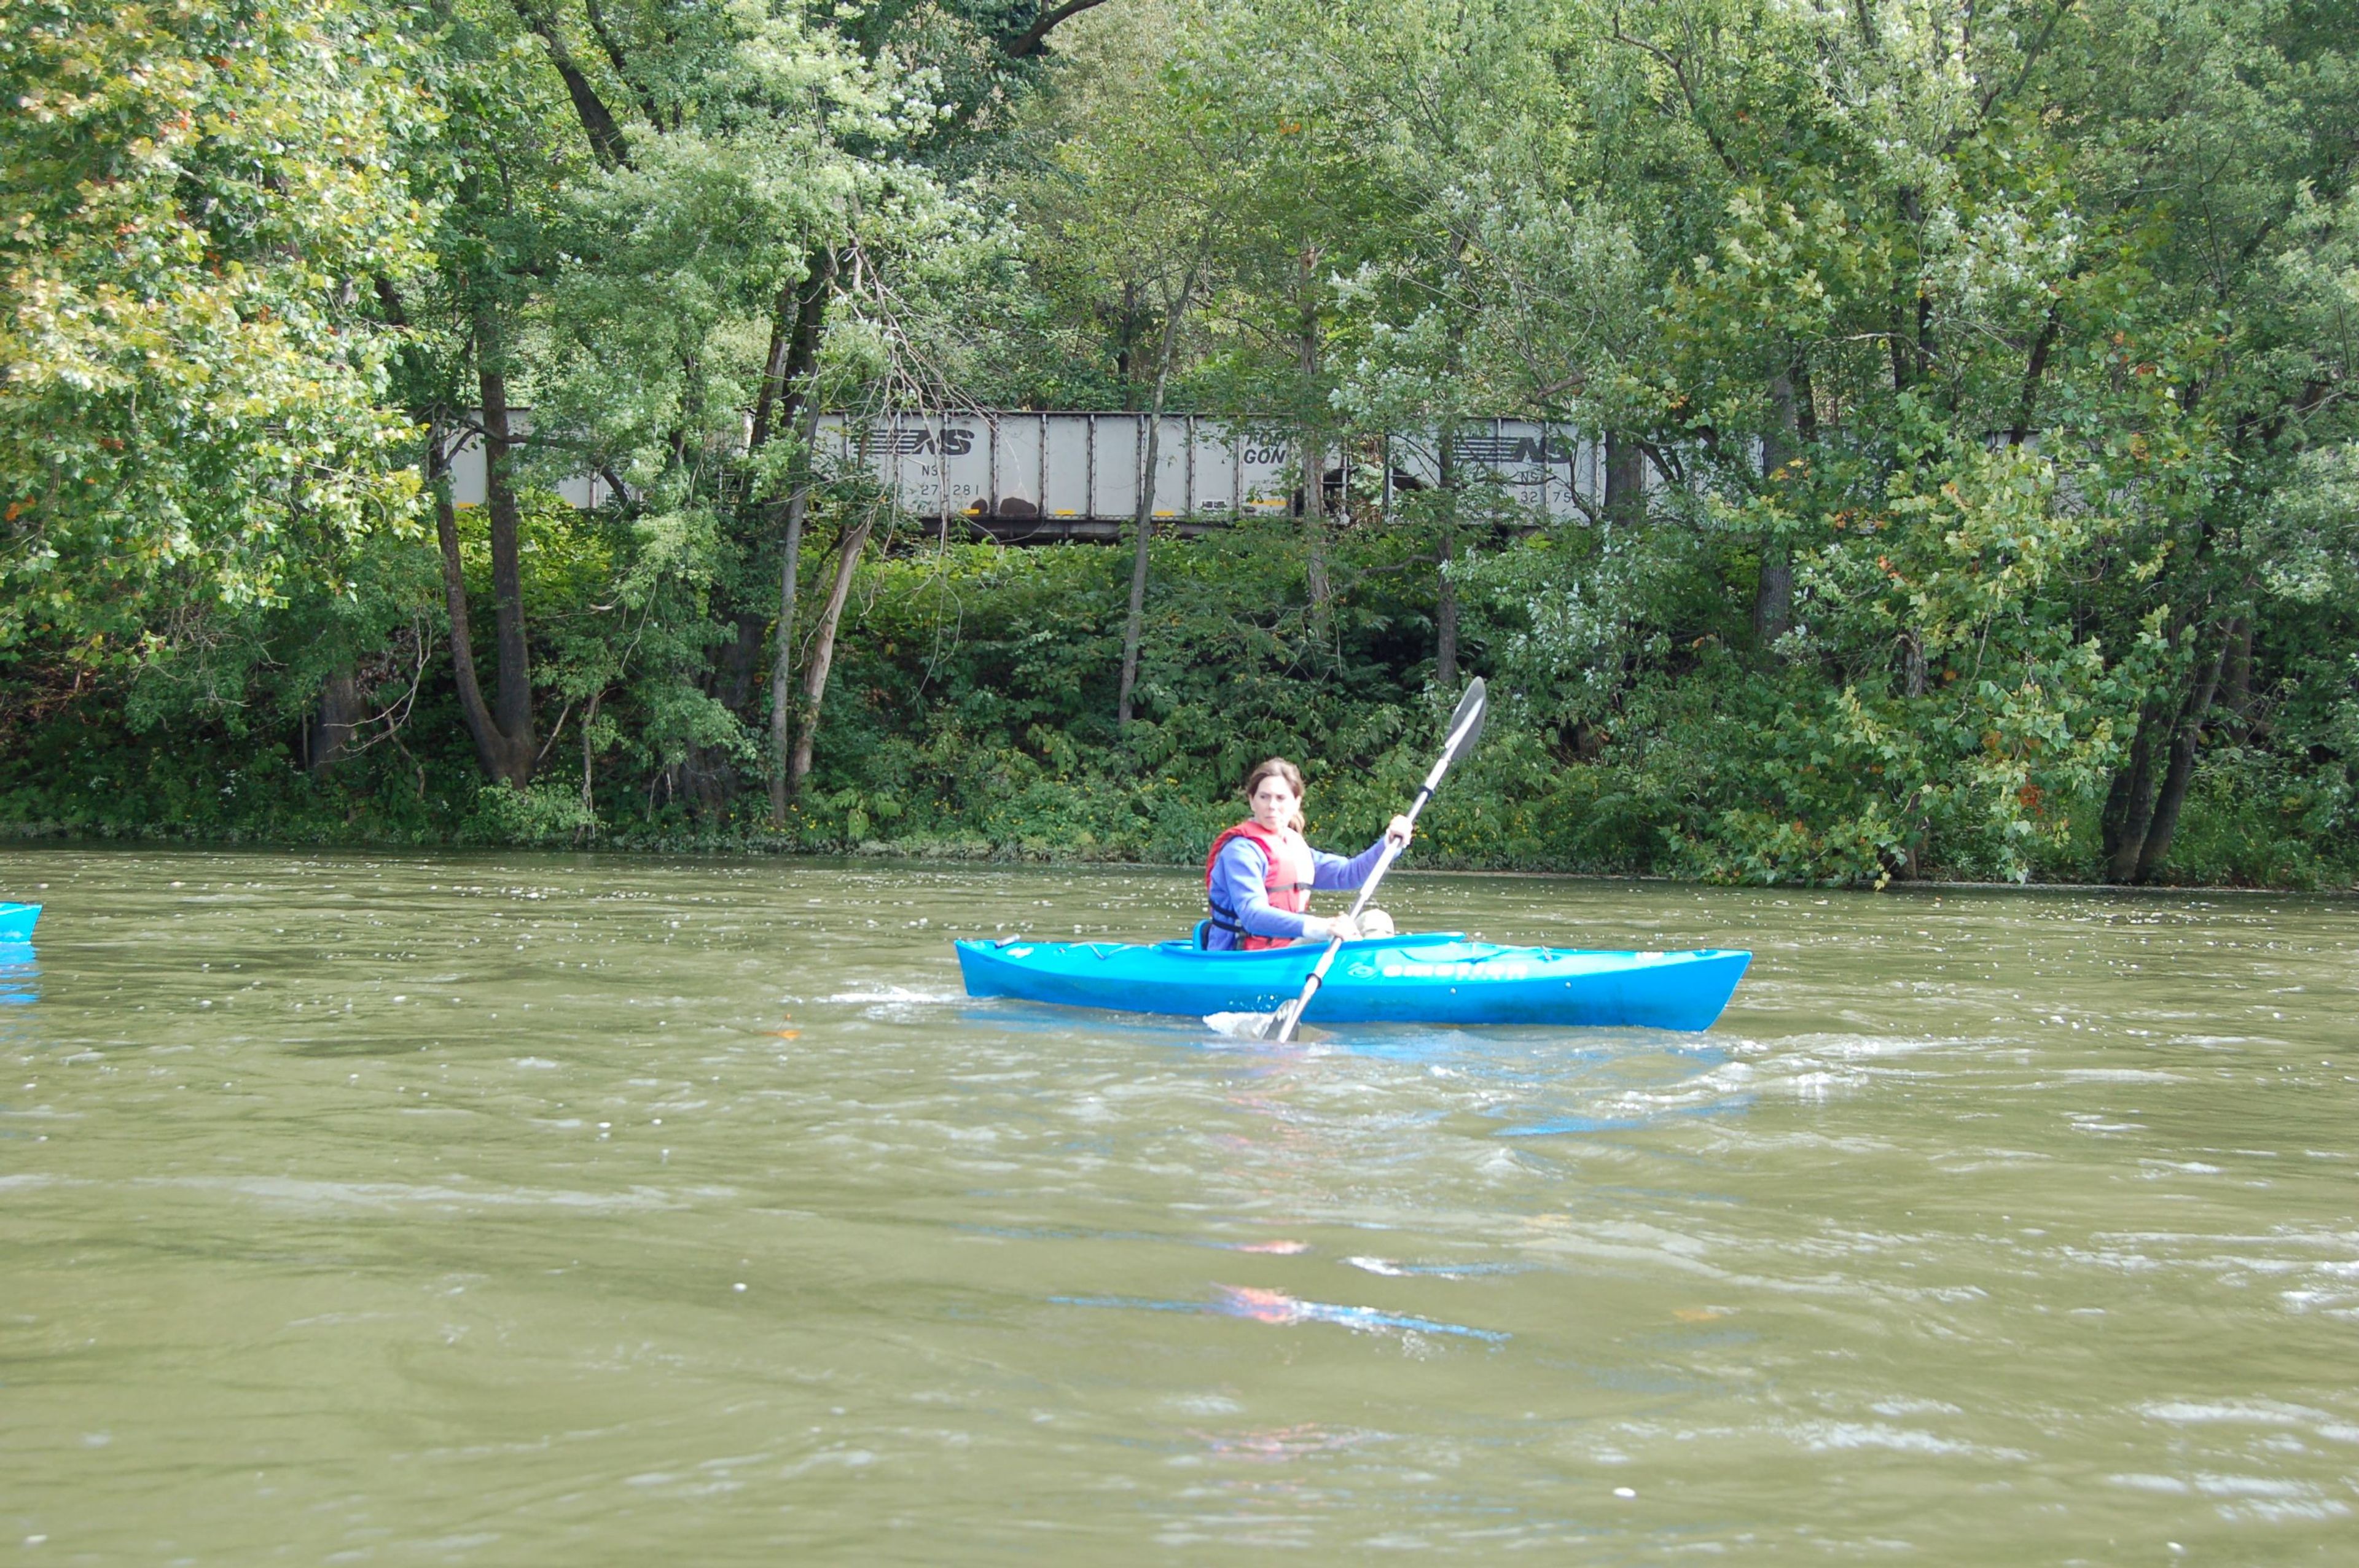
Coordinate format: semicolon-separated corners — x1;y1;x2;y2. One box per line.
511;1;632;169
2009;302;2062;447
581;0;664;128
1610;16;1740;177
1952;0;2076;150
1004;0;1114;60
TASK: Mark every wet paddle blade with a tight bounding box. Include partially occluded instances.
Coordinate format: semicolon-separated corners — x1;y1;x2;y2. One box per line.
1202;1008;1321;1042
1203;1000;1299;1039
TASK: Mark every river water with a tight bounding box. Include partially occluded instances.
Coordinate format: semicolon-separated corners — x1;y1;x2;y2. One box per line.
1;847;2354;1562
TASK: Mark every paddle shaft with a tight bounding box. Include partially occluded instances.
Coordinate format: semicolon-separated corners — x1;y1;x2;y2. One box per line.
1270;698;1480;1043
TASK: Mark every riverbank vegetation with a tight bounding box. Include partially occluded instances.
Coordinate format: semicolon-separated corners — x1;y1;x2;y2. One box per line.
6;0;2358;886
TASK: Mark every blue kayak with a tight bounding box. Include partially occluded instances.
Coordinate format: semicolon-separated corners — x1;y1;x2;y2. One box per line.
955;932;1750;1031
0;903;37;942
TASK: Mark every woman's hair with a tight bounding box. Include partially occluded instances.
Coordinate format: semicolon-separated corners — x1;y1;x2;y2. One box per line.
1242;757;1307;832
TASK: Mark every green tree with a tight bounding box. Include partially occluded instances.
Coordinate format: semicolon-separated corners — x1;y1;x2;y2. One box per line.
1007;4;1253;728
1;0;432;678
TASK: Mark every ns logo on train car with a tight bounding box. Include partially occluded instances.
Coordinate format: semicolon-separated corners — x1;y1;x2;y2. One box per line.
860;427;977;456
1451;434;1577;464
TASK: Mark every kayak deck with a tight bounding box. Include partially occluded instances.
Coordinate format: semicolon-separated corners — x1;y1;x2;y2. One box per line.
0;903;37;943
955;932;1750;1031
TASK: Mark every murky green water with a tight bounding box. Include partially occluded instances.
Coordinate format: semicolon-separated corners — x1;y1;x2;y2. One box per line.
2;847;2354;1562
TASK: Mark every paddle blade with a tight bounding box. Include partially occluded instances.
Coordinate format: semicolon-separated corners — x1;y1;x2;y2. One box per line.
1441;677;1487;768
1203;1007;1321;1042
1206;998;1301;1040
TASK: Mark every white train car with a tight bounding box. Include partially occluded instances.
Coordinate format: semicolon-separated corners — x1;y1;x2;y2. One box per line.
438;410;627;511
445;410;1616;536
813;412;1305;534
815;412;1608;535
1379;421;1608;521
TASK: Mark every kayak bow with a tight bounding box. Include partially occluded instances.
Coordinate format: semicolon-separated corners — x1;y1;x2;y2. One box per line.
956;932;1749;1031
0;903;38;943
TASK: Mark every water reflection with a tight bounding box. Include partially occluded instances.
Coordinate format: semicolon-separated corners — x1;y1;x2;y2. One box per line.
0;938;36;1005
1054;1284;1511;1343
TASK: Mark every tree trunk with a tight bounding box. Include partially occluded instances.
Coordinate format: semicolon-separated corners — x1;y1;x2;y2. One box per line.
704;254;836;747
580;688;603;828
476;311;536;781
1897;187;1934;389
1302;436;1331;641
1751;550;1793;652
769;389;824;821
2100;702;2163;883
751;249;832;456
309;670;364;774
2010;305;2062;448
1297;250;1331;644
1435;419;1458;689
2103;606;2228;883
745;248;838;819
2220;613;2253;741
1753;369;1802;651
1115;280;1138;407
718;618;762;716
1117;278;1194;729
431;419;532;787
1116;400;1162;729
787;520;874;793
2132;628;2232;884
1603;431;1645;527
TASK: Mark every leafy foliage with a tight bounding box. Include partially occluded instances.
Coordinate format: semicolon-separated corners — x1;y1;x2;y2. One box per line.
6;0;2359;889
1;0;431;670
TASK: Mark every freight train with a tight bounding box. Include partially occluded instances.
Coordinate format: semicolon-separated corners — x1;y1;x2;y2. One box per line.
445;410;1624;542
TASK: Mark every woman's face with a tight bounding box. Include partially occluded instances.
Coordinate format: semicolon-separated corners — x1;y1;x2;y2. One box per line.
1249;774;1300;832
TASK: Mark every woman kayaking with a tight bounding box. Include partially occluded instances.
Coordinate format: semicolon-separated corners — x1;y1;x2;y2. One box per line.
1200;758;1412;951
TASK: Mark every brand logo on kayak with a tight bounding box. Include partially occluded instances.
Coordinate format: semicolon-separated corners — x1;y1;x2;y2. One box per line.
1380;962;1533;980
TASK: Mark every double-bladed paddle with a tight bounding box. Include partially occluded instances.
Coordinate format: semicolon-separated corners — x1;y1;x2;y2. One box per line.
1208;677;1487;1042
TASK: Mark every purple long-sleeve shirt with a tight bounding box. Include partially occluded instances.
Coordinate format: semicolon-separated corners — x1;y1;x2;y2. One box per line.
1203;834;1390;951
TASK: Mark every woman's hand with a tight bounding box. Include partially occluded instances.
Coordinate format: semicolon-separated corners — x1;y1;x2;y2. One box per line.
1312;913;1363;943
1384;814;1414;847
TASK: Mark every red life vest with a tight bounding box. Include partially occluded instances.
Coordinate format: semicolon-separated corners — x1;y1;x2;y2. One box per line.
1204;819;1316;951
